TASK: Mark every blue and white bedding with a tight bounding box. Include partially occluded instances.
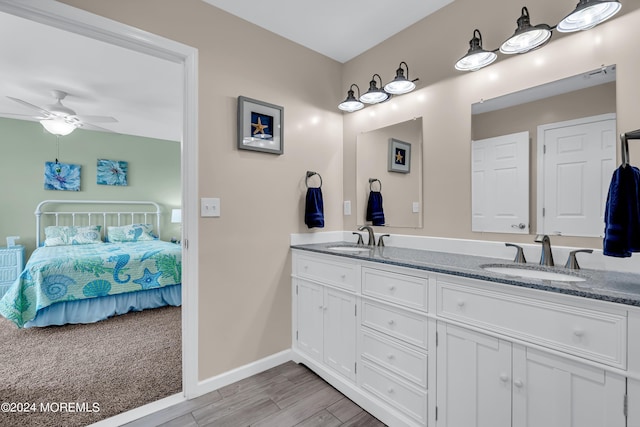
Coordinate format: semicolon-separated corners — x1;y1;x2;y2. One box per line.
0;240;181;328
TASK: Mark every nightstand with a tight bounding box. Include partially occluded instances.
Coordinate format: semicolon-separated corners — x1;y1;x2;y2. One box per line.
0;245;24;298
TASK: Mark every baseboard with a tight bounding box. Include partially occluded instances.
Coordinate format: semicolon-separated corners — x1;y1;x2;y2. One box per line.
87;393;186;427
194;349;293;396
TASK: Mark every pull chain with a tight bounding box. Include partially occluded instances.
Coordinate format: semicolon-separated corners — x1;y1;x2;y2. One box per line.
55;135;59;164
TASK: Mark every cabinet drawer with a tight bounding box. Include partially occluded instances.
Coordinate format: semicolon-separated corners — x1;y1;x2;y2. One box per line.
361;329;427;388
362;267;428;311
0;267;19;285
295;253;358;291
437;279;627;368
362;300;428;349
360;361;427;425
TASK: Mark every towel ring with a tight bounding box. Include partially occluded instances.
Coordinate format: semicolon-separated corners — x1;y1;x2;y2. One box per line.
369;178;382;192
306;171;322;188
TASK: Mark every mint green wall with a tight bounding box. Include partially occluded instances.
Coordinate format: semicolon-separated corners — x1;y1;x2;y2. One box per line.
0;117;181;254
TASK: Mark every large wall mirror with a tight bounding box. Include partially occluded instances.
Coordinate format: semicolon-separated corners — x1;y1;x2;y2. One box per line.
471;65;617;238
356;117;423;228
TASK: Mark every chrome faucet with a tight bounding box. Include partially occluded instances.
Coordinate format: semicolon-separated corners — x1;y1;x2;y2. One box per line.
534;234;554;266
358;225;376;246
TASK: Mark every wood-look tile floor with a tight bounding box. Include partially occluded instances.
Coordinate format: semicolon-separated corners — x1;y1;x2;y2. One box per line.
124;361;386;427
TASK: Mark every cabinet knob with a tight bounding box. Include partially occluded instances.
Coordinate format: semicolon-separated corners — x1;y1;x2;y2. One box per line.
499;374;509;382
387;387;395;394
388;319;396;326
318;305;323;310
456;300;465;308
389;285;396;292
341;274;347;280
514;379;524;388
573;328;585;338
387;353;395;360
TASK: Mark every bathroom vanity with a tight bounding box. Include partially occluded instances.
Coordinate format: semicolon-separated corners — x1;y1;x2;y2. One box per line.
290;242;640;427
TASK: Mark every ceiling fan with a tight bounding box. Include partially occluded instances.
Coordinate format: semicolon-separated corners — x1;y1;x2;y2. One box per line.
5;90;118;136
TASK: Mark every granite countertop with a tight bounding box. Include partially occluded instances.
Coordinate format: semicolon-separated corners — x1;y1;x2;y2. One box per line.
291;242;640;307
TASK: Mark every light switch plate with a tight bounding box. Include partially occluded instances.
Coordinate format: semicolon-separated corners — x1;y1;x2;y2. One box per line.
201;197;220;217
344;200;351;216
412;202;420;213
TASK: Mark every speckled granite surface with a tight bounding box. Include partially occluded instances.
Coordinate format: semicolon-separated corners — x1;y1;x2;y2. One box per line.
291;242;640;307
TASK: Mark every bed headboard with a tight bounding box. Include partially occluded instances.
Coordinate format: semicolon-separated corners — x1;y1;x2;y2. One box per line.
35;200;162;247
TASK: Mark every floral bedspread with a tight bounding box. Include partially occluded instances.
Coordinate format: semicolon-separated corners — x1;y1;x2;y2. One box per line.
0;240;181;327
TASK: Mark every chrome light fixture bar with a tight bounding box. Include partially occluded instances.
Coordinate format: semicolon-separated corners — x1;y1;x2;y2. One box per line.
384;62;418;95
557;0;621;32
359;74;389;104
338;84;364;112
455;29;497;71
500;7;552;54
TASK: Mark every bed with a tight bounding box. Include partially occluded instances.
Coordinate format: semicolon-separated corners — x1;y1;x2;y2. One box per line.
0;200;182;328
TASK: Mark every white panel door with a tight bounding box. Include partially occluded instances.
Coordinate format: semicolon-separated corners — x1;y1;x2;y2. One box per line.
436;323;512;427
512;345;625;427
538;114;616;237
472;131;529;233
296;280;324;362
324;287;357;381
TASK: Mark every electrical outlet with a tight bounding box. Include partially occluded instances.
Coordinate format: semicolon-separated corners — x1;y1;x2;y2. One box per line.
344;200;351;215
201;197;220;217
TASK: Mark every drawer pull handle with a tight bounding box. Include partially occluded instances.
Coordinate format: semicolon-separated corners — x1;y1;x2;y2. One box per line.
514;379;524;388
499;374;509;382
573;329;585;338
388;319;396;326
387;387;395;394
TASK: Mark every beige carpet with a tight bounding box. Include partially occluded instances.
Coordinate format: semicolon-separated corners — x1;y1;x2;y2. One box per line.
0;306;182;427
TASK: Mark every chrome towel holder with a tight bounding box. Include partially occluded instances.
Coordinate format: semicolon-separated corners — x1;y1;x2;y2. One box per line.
305;171;322;188
369;178;382;192
620;129;640;168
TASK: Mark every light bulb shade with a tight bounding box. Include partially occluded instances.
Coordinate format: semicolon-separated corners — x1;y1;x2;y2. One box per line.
40;118;76;136
384;62;417;95
360;74;389;104
557;0;621;32
338;84;364;112
500;7;552;54
171;208;182;223
455;29;497;71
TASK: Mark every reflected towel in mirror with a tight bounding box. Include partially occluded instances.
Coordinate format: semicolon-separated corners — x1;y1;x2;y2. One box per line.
304;187;324;229
603;165;640;257
366;191;385;226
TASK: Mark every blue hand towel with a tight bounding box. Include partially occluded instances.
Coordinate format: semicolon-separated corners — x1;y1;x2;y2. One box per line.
603;165;640;257
304;187;324;229
366;191;385;226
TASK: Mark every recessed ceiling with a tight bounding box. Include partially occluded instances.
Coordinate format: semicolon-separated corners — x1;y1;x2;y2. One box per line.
201;0;454;63
0;12;182;142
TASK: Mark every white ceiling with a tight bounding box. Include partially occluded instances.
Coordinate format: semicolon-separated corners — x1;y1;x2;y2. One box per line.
0;1;455;141
201;0;454;63
0;12;183;142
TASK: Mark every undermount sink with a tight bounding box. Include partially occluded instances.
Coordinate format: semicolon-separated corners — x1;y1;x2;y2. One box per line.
326;245;372;252
481;264;586;282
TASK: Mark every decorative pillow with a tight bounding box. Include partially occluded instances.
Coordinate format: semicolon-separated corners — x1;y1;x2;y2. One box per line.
107;224;157;242
44;225;103;246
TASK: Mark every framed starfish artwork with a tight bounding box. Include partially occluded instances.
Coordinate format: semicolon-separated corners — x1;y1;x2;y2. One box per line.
237;96;284;154
388;138;411;173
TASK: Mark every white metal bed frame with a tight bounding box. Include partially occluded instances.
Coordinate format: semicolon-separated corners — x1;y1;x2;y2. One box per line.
35;200;162;247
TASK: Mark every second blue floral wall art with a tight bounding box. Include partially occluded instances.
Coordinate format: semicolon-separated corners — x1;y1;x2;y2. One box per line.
97;159;128;186
44;161;81;191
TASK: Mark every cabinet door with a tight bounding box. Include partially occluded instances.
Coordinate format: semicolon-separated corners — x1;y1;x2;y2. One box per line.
436;323;511;427
512;345;626;427
324;287;357;381
296;280;324;361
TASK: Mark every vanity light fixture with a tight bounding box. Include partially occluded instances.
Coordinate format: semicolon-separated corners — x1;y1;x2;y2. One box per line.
384;62;418;95
557;0;621;32
40;117;76;136
359;74;389;104
338;84;364;112
500;7;552;54
455;29;497;71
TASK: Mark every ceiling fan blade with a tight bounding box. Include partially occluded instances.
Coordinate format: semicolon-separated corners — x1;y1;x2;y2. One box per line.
6;96;53;117
0;112;48;120
79;122;118;133
75;115;118;123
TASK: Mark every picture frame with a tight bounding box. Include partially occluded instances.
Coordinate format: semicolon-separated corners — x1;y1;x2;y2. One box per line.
44;161;81;191
388;138;411;173
97;159;128;186
237;96;284;155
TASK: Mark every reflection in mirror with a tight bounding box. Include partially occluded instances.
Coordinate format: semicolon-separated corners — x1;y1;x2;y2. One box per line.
472;65;616;238
357;117;423;228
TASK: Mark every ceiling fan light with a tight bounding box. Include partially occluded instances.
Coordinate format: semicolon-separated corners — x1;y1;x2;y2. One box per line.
40;118;76;136
500;8;552;54
360;74;389;104
384;62;417;95
455;29;497;71
557;0;621;32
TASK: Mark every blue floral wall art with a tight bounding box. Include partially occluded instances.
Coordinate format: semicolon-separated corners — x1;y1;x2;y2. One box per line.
97;159;128;186
44;161;81;191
